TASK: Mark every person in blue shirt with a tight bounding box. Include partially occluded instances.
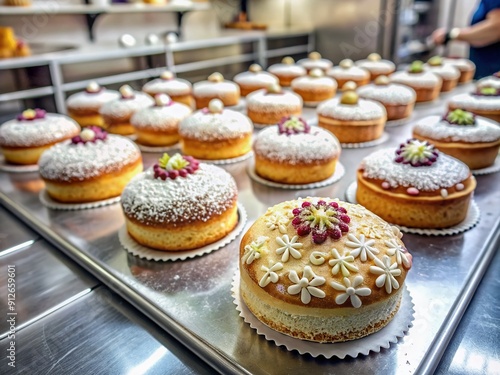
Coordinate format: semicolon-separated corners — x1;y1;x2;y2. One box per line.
431;0;500;79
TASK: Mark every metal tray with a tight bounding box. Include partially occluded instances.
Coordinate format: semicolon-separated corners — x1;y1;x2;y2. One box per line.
1;83;499;374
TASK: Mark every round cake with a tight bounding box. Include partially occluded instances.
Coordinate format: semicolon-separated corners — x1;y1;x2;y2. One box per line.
412;109;500;169
66;82;120;127
442;57;476;83
357;75;416;121
121;153;238;251
253;116;341;184
390;61;442;103
99;85;155;135
179;99;253;160
476;71;500;90
291;68;337;107
0;109;80;165
448;86;500;123
317;91;387;143
130;94;192;147
246;83;303;125
233;64;279;96
296;51;333;72
267;57;307;87
424;56;460;92
239;197;412;343
39;127;143;203
192;72;240;109
355;53;396;81
326;59;370;88
356;139;476;228
142;70;193;107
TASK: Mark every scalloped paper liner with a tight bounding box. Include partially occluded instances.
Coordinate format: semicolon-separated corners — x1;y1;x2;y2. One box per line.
341;132;389;149
137;142;181;153
39;189;121;210
0;155;39;173
344;181;480;235
247;161;345;190
193;151;253;165
231;272;414;359
119;203;247;261
471;154;500;175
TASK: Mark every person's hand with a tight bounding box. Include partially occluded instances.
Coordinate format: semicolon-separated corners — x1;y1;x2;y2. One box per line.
431;27;447;45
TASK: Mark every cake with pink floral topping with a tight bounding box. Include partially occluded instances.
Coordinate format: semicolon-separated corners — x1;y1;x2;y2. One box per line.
448;86;500;123
297;51;333;72
326;59;370;88
356;139;476;228
239;197;412;342
267;57;307;87
192;72;240;109
121;152;238;251
142;70;193;107
0;109;80;165
233;64;279;96
355;53;396;81
291;68;337;107
39;127;143;203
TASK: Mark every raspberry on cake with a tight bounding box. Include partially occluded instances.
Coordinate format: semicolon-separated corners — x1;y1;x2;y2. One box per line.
239;197;412;343
121;153;239;251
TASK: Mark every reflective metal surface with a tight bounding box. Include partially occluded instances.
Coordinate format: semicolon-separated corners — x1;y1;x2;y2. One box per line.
0;83;499;374
0;205;38;256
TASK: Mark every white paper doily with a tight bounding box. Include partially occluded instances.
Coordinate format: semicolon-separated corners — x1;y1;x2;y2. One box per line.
0;155;39;173
231;272;414;359
194;151;253;165
344;181;480;235
137;142;180;153
247;161;345;190
341;132;389;149
471;155;500;175
39;189;121;210
119;203;247;261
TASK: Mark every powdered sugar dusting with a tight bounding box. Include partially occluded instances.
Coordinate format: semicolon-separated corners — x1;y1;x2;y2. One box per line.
193;80;240;97
360;148;470;190
121;163;237;225
424;64;460;80
413;115;500;143
442;58;475;72
291;76;337;90
317;98;386;121
390;70;442;88
131;103;192;131
297;58;333;71
327;66;370;80
99;92;154;119
476;76;500;89
246;89;303;112
142;78;192;96
254;126;340;164
179;109;252;141
233;71;279;87
449;93;500;111
0;114;80;147
66;89;120;110
355;59;395;74
357;83;416;105
268;63;306;77
39;135;141;182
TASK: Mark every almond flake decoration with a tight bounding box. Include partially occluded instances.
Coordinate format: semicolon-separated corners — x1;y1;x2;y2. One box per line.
287;266;326;304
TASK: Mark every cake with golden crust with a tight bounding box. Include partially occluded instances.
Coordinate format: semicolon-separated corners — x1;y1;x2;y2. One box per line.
317;91;386;143
389;61;442;103
39;127;143;203
424;56;460;92
448;86;500;123
442;57;476;83
355;53;396;81
130;94;192;147
412;109;500;169
193;72;240;109
233;64;279;96
99;85;155;135
253;116;341;184
357;75;416;121
267;57;307;87
326;59;370;88
66;82;120;128
121;153;238;251
246;83;302;125
178;99;253;160
291;68;337;107
0;109;80;165
142;70;194;107
476;71;500;90
297;51;333;73
356;139;476;228
239;197;412;343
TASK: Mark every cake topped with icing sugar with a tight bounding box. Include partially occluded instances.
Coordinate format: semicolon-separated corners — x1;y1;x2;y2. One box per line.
357;79;416;105
193;72;240;97
449;90;500;111
327;59;370;80
424;61;460;80
121;162;237;226
291;68;337;90
0;110;80;148
233;64;279;87
179;99;253;141
66;82;120;111
253;118;340;165
442;57;476;71
131;94;192;131
38;133;141;182
99;86;154;120
355;53;396;74
246;86;303;112
297;52;333;71
142;71;192;96
477;73;500;89
317;93;386;121
390;68;442;88
268;57;307;77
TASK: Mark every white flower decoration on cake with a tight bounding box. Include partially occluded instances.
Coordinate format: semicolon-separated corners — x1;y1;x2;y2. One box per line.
358;223;384;239
330;275;372;308
328;248;359;276
386;225;403;239
259;262;283;287
369;255;402;294
242;236;269;265
309;251;328;265
265;213;290;234
287;266;326;304
276;234;303;262
346;233;379;261
385;239;411;268
348;204;366;219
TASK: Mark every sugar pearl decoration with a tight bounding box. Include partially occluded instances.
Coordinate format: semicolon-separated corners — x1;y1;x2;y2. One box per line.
86;81;100;93
407;187;420;196
155;94;171;107
208;98;224;113
340;59;354;69
368;53;381;61
282;56;295;64
119;85;134;98
309;68;324;78
208;72;224;83
440;189;448;198
309;51;321;60
267;82;282;94
374;75;390;86
80;128;96;142
456;183;465;191
381;181;390;189
160;70;174;80
249;64;263;73
342;81;357;91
